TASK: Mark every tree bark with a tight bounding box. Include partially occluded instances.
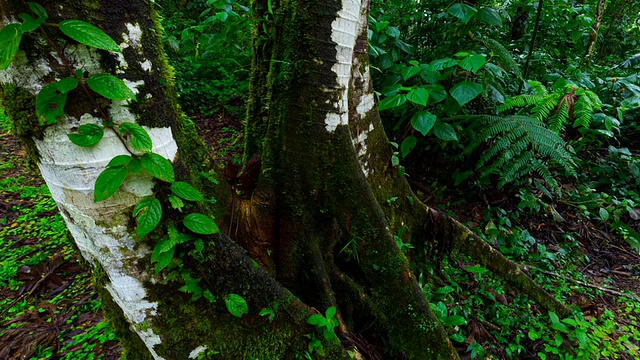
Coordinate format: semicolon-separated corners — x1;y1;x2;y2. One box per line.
1;0;567;359
585;0;607;65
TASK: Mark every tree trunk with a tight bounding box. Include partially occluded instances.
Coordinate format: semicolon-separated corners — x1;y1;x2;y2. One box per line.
585;0;607;65
1;0;567;359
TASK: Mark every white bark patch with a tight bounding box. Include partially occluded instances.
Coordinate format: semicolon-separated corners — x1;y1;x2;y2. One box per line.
33;114;177;360
355;129;369;176
0;53;52;94
189;346;208;359
141;60;153;72
324;0;361;132
117;23;144;71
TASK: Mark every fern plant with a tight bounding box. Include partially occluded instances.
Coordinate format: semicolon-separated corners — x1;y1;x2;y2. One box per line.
462;115;577;188
498;81;602;133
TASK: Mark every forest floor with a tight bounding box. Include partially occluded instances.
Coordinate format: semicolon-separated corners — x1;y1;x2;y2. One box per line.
1;110;639;359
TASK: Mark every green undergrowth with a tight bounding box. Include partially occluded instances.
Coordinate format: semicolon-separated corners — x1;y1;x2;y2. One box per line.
0;110;118;360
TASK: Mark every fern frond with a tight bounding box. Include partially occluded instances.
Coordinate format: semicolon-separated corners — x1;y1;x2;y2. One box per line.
531;94;560;122
548;101;569;132
460;115;576;188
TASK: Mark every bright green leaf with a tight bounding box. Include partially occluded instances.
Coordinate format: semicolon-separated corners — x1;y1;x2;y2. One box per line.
151;241;174;272
57;77;79;93
406;88;429;107
225;294;248;318
133;197;162;237
94;166;128;202
59;20;121;52
325;306;337;319
128;158;142;173
184;213;219;235
447;3;477;24
378;94;407;111
401;66;421;81
141;152;174;183
459;54;486;73
599;207;609;221
450;81;482;106
36;82;67;125
168;194;185;211
433;121;458;141
119;122;152;152
171;181;205;201
401;136;417;158
442;315;467;327
107;155;132;167
386;26;400;38
20;13;44;32
67;123;104;147
0;23;23;70
87;73;136;100
307;314;326;326
411;111;437;136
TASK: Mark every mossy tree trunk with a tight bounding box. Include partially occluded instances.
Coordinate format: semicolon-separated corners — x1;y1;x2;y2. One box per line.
1;0;568;359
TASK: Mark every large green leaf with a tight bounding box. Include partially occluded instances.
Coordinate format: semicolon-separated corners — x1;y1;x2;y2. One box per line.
151;240;175;272
411;111;437;136
184;213;219;235
133;196;162;237
406;88;429;107
447;3;477;24
87;74;136;101
20;13;44;33
36;82;68;125
171;181;205;201
225;294;248;318
378;94;407;111
458;54;486;73
401;136;417;158
119;122;152;152
107;155;132;168
94;166;128;202
433;121;458;141
59;20;121;52
0;23;23;70
57;77;79;93
141;153;174;183
67;123;104;147
476;7;502;26
450;81;482;106
401;65;421;81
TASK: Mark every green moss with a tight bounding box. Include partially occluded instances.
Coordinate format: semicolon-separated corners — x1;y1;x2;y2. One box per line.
0;84;43;171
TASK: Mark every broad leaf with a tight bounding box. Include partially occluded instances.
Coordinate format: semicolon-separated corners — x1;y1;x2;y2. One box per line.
184;213;219;235
128;157;142;173
36;82;67;125
119;122;152;152
458;54;486;73
225;294;248;318
87;73;136;100
0;23;23;70
307;314;327;326
406;88;429;107
395;39;413;54
411;111;437;136
141;152;174;183
94;166;128;202
67;123;104;147
476;7;502;26
59;20;121;52
450;81;482;106
442;315;467;327
133;197;162;237
151;240;174;272
401;66;421;81
20;13;44;32
433;121;458;141
378;94;407;111
429;58;457;71
107;155;132;167
171;181;205;201
57;77;79;93
447;3;477;24
325;306;337;319
401;136;417;158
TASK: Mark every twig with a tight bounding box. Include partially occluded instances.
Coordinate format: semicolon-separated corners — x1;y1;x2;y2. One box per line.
522;265;640;302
